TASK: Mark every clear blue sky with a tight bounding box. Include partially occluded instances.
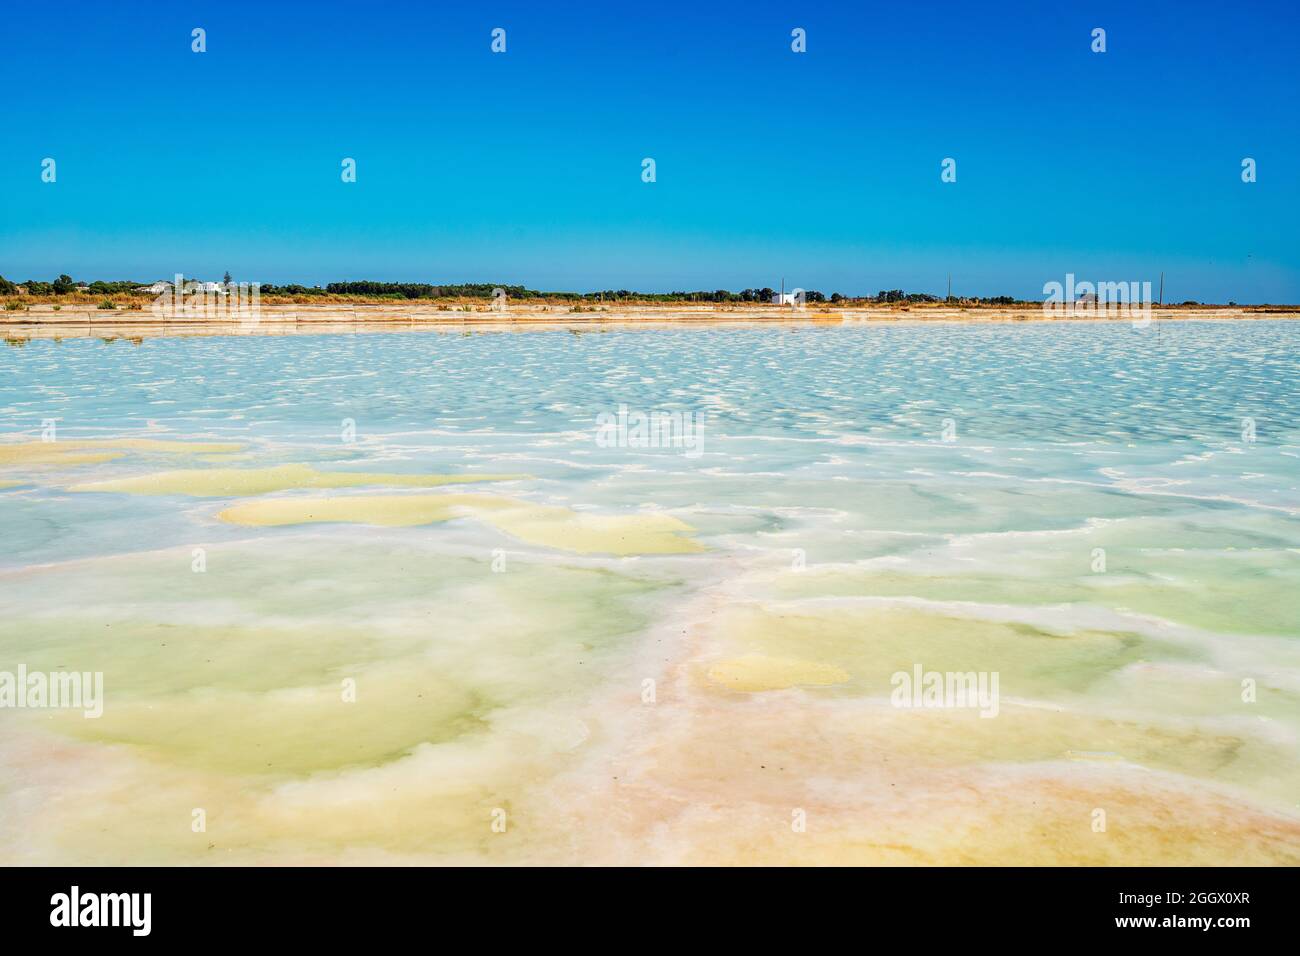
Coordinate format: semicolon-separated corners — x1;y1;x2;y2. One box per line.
1;0;1297;301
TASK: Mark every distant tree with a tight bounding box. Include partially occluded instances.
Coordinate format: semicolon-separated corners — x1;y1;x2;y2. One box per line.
52;274;75;294
86;280;139;294
223;271;233;285
0;275;16;295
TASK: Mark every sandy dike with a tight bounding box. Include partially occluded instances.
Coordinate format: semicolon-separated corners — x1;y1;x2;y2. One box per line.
3;302;1298;340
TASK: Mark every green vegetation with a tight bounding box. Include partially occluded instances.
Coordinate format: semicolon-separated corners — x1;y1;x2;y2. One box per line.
322;281;531;299
874;290;1017;305
0;273;1241;308
2;275;143;297
320;282;833;303
2;274;849;303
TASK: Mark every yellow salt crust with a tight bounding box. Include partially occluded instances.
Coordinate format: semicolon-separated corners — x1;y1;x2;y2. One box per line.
216;493;704;555
705;654;851;691
69;463;523;497
0;438;244;469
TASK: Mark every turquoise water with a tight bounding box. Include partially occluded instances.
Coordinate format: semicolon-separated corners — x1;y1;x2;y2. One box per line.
5;322;1299;558
2;321;1298;864
5;322;1299;441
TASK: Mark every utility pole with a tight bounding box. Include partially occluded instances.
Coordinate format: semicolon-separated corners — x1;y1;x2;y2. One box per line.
1156;272;1164;341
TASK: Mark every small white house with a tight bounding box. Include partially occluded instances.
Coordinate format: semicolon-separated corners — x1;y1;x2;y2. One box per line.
772;292;796;305
136;281;171;294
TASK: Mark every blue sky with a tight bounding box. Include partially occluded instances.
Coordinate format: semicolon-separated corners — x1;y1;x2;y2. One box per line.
1;0;1297;300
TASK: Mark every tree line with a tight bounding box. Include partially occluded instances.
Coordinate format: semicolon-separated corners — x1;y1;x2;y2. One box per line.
1;274;1034;305
1;274;140;296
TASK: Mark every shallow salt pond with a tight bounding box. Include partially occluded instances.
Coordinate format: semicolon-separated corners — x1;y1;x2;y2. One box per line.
1;322;1298;864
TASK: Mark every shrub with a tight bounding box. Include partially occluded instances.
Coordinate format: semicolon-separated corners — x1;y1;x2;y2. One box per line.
97;299;117;310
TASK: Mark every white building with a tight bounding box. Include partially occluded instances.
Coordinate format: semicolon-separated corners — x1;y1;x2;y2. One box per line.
772;292;796;305
136;281;171;294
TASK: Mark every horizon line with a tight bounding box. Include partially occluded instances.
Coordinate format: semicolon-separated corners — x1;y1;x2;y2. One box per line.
2;274;1274;307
